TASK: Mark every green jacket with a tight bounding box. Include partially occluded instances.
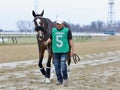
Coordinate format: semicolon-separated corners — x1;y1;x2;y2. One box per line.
52;27;69;53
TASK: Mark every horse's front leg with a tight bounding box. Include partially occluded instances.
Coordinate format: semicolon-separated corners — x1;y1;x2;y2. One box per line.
38;50;46;77
46;52;52;78
42;51;52;84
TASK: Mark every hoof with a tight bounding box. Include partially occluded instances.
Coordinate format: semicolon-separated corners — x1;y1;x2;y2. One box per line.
45;78;51;84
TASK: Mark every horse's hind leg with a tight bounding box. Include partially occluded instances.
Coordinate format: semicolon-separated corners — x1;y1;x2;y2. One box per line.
43;53;52;84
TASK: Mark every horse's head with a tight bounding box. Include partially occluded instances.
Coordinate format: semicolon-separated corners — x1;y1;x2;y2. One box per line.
32;10;55;42
32;10;44;26
32;10;46;41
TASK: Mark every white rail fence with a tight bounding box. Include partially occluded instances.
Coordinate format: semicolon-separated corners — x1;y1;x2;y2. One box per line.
0;32;117;44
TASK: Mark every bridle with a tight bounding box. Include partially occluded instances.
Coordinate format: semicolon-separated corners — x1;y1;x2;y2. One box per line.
33;16;46;41
38;30;45;41
34;16;45;27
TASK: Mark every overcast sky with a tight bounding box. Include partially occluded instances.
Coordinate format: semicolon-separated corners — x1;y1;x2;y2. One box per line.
0;0;120;30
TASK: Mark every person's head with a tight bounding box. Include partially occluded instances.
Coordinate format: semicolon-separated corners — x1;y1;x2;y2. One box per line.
56;17;64;29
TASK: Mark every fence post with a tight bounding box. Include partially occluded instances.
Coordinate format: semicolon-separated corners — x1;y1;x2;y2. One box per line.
15;37;18;43
2;37;5;44
12;37;15;43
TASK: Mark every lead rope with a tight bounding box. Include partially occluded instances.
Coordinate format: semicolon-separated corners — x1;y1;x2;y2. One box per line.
72;53;80;64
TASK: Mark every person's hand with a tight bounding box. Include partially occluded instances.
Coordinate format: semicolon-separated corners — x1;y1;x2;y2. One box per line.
44;41;48;46
70;50;74;56
44;38;51;46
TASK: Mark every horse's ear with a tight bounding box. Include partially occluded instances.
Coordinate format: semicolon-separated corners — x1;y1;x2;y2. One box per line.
32;10;36;17
40;10;44;17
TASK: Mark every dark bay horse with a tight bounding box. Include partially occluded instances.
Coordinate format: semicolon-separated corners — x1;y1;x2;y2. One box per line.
32;10;72;83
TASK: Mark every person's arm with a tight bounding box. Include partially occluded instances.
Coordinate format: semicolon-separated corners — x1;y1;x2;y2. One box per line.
44;33;52;45
69;39;74;56
68;29;74;56
44;38;51;45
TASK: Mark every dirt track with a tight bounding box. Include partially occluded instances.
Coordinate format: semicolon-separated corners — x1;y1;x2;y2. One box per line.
0;36;120;90
0;50;120;90
1;36;120;63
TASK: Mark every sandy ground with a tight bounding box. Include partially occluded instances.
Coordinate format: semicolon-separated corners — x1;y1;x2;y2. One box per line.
1;36;120;63
0;36;120;90
0;51;120;90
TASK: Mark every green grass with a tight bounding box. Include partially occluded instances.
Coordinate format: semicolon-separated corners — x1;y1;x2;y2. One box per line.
0;36;102;45
0;37;37;45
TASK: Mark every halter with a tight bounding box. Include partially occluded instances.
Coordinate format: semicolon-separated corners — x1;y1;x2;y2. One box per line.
33;16;47;41
33;16;45;28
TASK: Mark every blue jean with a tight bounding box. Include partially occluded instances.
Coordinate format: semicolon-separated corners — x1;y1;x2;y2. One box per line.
53;53;68;83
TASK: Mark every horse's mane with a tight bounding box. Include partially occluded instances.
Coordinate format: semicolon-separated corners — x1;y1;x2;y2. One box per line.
41;18;55;40
43;18;55;31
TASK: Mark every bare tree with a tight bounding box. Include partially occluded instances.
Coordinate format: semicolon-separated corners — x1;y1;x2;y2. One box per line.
17;20;34;32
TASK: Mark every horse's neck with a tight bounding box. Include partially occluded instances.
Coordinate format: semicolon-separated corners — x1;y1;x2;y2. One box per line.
44;18;54;34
